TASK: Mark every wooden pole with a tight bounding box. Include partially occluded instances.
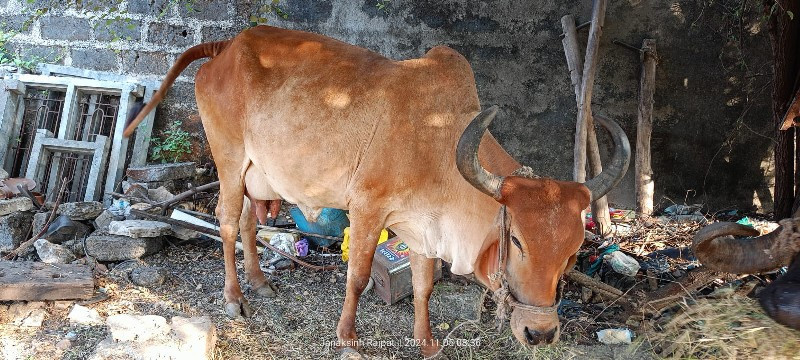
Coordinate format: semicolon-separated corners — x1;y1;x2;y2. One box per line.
635;39;657;217
770;0;800;219
562;0;612;235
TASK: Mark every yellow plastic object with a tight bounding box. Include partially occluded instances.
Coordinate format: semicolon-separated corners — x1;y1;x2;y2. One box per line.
341;227;389;262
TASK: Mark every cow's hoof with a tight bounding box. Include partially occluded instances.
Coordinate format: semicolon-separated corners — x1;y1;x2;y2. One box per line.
338;347;365;360
224;300;253;319
253;281;278;297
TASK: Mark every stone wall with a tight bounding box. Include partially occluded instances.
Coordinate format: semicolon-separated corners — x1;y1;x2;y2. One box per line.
0;0;776;212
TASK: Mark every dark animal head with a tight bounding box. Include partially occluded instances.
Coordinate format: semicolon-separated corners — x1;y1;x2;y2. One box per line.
692;218;800;330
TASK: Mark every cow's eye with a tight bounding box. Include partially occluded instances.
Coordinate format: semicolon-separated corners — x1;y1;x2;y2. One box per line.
511;235;523;253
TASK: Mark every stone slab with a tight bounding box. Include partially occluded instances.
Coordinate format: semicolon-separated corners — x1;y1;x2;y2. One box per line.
109;220;173;238
107;314;170;343
84;231;163;261
90;315;216;360
0;211;33;251
126;162;195;182
58;201;105;220
0;197;32;216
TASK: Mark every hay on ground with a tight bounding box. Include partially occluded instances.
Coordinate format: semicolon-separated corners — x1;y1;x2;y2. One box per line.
647;295;800;359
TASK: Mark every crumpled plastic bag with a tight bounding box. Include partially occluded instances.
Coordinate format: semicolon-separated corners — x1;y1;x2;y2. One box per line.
108;199;130;217
596;328;633;344
265;233;298;263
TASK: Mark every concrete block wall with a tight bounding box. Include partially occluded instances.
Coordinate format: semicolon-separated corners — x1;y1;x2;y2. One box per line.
0;0;777;212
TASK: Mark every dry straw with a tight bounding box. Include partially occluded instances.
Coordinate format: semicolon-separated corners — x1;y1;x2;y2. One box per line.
646;295;800;359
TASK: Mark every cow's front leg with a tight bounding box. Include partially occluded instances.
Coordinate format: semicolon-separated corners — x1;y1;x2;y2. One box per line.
217;190;252;318
410;251;441;358
241;197;277;298
336;213;385;350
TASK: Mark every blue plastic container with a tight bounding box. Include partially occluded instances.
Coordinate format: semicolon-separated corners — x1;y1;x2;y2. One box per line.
289;207;349;248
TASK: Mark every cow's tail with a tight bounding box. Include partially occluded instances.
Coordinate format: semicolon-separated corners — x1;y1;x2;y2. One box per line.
122;40;232;138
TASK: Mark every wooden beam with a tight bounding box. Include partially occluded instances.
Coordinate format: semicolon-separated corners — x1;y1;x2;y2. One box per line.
0;261;94;301
636;39;658;217
562;1;612;235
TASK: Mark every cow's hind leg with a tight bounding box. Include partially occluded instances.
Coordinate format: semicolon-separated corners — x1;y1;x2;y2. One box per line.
240;196;278;297
335;210;387;350
216;181;252;318
410;251;441;358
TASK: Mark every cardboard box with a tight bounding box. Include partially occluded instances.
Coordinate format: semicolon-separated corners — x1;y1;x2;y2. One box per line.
370;237;442;305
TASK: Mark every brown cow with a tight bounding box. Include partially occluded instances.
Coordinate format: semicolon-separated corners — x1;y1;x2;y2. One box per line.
124;26;630;355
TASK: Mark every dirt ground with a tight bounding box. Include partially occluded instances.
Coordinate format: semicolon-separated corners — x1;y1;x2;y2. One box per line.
0;238;658;360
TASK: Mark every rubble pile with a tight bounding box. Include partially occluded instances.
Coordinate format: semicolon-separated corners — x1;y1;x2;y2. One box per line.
0;162;221;360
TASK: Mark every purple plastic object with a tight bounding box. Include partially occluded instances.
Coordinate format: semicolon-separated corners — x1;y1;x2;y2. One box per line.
295;238;309;257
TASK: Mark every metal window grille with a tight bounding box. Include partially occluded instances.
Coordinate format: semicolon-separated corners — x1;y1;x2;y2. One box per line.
39;151;94;203
8;88;66;177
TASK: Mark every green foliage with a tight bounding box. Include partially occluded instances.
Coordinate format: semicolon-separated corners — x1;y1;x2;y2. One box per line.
0;28;51;71
249;0;290;26
149;121;192;163
376;0;391;13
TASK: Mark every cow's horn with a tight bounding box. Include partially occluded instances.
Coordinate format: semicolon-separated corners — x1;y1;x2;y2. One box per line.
582;114;631;201
456;106;504;199
692;219;800;274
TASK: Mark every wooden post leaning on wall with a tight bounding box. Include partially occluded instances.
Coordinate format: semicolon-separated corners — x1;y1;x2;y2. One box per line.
563;0;613;235
635;39;657;218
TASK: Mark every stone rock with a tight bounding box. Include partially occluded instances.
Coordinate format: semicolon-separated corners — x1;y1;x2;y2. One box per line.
58;202;104;220
170;225;201;241
130;266;167;287
147;186;174;203
125;183;150;201
170;316;217;359
8;301;47;327
93;210;121;231
84;231;163;261
108;259;145;280
0;197;32;216
0;167;8;179
32;211;49;235
0;211;33;251
34;239;76;264
42;214;91;243
62;239;86;257
90;315;216;360
126;202;159;220
67;304;103;325
109;220;173;238
107;314;170;342
55;339;71;350
126;162;195;182
52;300;74;312
122;180;147;193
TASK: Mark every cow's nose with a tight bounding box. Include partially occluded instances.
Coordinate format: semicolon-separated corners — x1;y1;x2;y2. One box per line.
524;327;557;345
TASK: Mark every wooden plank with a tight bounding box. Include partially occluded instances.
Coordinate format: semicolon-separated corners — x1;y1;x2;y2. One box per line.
635;39;658;217
0;261;94;300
